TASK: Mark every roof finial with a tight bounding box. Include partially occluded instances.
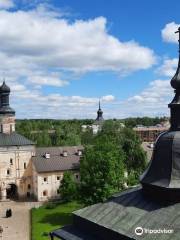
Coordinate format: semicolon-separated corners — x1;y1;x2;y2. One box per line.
170;27;180;90
175;27;180;56
99;99;101;110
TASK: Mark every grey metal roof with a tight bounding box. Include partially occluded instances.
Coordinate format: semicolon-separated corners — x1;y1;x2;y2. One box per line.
0;132;35;146
140;130;180;201
33;146;83;173
52;187;180;239
51;225;96;240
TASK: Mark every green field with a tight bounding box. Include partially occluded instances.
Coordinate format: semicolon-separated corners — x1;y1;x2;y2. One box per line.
31;201;83;240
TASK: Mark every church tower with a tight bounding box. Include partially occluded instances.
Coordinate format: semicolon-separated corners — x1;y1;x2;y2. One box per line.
95;100;104;121
0;81;15;134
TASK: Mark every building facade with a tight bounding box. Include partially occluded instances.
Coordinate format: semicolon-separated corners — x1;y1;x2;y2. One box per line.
32;146;82;201
133;122;170;142
0;82;82;201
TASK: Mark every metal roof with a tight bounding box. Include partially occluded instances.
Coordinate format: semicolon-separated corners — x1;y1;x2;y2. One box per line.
140;130;180;201
52;187;180;239
0;132;34;146
33;146;83;173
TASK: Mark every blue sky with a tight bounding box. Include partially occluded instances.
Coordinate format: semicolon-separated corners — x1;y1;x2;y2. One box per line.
0;0;179;119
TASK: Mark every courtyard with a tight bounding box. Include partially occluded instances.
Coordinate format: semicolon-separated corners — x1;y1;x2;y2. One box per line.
0;201;33;240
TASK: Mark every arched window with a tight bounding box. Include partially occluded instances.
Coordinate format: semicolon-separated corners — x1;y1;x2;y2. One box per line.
7;169;10;175
43;190;48;196
24;162;27;169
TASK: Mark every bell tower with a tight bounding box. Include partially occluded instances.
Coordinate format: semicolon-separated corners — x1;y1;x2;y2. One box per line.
96;100;104;121
0;81;15;134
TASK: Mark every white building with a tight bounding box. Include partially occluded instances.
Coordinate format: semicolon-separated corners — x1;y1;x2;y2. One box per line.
32;146;82;201
0;82;83;201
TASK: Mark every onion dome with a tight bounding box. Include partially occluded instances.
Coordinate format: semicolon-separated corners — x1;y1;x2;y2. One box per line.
0;81;10;93
0;81;15;115
140;27;180;202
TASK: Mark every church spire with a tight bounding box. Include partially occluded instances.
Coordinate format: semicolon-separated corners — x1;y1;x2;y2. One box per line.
99;99;101;110
96;100;104;121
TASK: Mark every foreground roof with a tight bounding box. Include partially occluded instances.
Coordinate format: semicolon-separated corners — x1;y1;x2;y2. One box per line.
0;132;34;146
51;187;180;240
33;146;83;173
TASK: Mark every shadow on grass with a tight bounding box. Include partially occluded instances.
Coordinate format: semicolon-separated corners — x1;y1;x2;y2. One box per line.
40;212;73;226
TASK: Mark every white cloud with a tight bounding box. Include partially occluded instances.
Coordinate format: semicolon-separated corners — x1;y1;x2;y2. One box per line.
0;0;14;9
162;22;179;43
157;58;178;77
0;4;157;119
122;79;173;117
27;75;69;87
101;95;115;102
11;91;116;119
0;7;156;75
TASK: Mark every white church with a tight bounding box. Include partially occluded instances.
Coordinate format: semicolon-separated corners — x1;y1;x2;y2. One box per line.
0;82;82;201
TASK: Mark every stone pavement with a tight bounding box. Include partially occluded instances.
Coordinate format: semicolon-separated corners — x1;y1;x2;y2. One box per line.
0;201;42;240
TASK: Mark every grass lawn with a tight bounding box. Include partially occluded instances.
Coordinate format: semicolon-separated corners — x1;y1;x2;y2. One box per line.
31;201;83;240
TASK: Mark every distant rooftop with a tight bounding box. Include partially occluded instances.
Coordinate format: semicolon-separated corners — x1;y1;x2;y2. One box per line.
0;132;34;147
33;146;83;173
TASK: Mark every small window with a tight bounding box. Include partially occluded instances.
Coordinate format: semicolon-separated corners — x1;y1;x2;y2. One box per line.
10;124;13;133
10;158;13;165
75;174;79;179
24;162;27;169
43;190;48;196
7;169;10;175
57;189;59;194
28;184;31;190
57;176;60;181
44;177;47;182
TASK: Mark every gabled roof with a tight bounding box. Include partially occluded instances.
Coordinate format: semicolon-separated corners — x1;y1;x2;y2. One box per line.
32;146;83;173
0;132;35;146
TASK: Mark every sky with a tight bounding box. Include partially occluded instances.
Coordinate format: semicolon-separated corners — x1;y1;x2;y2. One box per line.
0;0;180;119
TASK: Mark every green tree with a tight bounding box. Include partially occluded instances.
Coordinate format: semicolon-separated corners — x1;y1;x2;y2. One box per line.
59;172;78;202
80;138;125;205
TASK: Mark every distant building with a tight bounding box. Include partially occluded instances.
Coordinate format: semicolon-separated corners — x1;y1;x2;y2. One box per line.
82;101;104;134
133;121;170;142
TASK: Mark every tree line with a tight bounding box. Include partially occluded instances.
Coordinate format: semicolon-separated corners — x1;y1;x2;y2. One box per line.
16;117;166;146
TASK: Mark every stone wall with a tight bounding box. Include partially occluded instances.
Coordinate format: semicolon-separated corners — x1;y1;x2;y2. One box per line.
0;145;35;200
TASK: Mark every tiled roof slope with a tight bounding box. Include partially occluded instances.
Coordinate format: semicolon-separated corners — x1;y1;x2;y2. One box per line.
52;187;180;239
33;146;83;173
0;132;35;146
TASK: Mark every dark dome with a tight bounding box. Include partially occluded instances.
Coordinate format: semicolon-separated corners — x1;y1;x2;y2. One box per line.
0;81;10;93
171;66;180;90
140;131;180;201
